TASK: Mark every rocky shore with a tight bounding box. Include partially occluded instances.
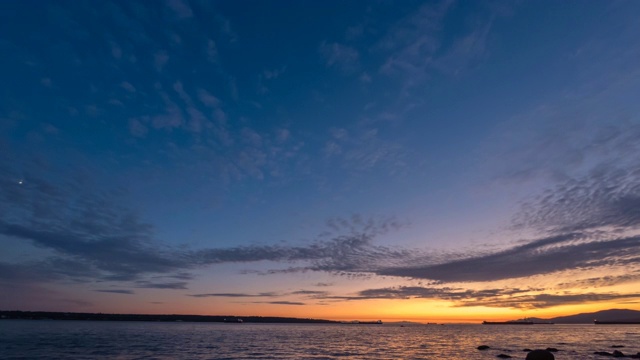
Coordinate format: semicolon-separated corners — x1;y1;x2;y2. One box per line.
477;344;640;359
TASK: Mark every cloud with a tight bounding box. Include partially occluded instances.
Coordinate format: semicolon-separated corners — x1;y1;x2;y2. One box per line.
151;105;183;129
6;164;637;288
378;233;640;282
129;118;148;137
327;286;530;301
484;59;640;185
323;127;407;173
95;289;134;295
513;164;640;234
259;301;305;306
197;89;221;108
0;165;191;285
206;39;218;63
377;1;451;79
165;0;193;19
188;291;320;305
312;285;640;309
188;292;278;298
3;154;637;303
432;21;492;75
463;292;640;310
556;272;640;290
319;42;359;72
376;0;504;97
1;156;411;292
154;50;169;71
120;81;136;93
291;290;329;296
0;221;186;279
192;216;409;274
135;281;188;290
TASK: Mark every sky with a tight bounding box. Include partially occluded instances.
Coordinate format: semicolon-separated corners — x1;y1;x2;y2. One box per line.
1;0;640;323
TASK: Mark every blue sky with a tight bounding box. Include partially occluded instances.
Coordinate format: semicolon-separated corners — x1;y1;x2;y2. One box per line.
2;0;640;320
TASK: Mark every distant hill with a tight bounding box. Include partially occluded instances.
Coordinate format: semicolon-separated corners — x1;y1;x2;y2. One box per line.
549;309;640;323
518;309;640;324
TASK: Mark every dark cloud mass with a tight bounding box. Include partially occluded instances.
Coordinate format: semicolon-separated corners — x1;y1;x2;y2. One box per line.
135;281;188;290
260;301;305;306
378;234;640;282
188;292;278;298
95;289;134;295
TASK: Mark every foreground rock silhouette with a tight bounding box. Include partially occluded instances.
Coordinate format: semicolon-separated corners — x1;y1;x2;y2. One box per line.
593;350;640;358
526;349;555;360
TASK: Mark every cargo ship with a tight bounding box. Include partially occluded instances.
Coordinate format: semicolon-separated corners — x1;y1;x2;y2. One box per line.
594;320;640;324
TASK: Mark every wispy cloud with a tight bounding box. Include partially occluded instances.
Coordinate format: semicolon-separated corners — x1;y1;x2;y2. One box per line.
323;127;407;174
136;281;188;290
379;233;640;282
375;0;506;99
325;286;530;301
319;42;359;72
165;0;193;19
310;285;640;309
95;289;134;295
154;50;169;71
513;163;640;234
188;292;279;298
377;0;452;82
258;301;305;306
463;292;640;310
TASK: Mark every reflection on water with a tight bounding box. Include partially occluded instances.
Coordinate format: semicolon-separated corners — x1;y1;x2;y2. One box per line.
1;321;639;359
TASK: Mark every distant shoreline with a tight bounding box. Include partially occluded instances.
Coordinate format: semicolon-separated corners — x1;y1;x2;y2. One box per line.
0;310;339;324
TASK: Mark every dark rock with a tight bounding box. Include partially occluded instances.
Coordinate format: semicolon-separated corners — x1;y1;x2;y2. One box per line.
594;351;612;356
545;347;559;352
613;350;625;357
478;345;491;350
523;348;532;352
497;354;512;359
629;353;640;359
612;345;625;348
526;349;555;360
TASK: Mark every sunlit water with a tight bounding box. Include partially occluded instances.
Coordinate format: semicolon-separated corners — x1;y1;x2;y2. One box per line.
1;320;639;359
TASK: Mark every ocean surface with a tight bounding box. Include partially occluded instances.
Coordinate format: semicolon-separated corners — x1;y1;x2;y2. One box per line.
1;320;639;359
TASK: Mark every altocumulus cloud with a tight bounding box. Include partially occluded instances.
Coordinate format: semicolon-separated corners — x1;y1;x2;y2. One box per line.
3;150;640;299
0;162;410;287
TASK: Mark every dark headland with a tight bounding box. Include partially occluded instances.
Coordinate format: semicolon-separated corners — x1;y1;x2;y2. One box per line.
0;310;338;324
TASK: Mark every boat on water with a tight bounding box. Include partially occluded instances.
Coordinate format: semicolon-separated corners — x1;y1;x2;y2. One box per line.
223;318;243;323
340;320;383;324
483;317;554;325
594;320;640;324
482;321;554;325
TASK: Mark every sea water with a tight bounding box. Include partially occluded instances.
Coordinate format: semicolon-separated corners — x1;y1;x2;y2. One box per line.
1;320;639;359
